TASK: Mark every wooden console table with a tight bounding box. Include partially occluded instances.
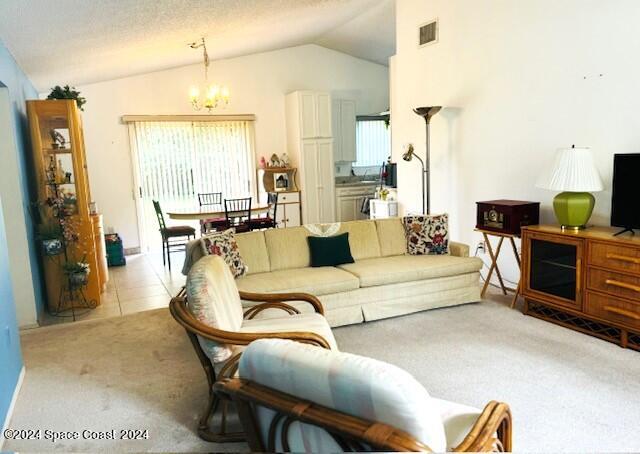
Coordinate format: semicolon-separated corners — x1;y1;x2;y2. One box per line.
521;225;640;351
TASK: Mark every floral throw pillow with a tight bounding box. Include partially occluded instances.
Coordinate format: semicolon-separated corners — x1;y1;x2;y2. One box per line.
403;214;450;255
200;229;248;278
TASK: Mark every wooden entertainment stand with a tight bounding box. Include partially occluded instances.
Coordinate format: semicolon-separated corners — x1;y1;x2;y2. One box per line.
521;225;640;351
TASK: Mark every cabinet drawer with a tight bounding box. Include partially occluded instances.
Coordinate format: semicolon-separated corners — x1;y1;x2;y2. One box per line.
277;192;300;203
590;241;640;275
585;291;640;330
588;268;640;302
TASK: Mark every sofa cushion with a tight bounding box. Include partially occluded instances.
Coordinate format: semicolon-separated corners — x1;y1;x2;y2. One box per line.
264;226;311;271
404;214;450;255
186;255;244;363
337;220;381;260
236;267;360;296
200;229;248;277
235;231;270;274
338;255;483;288
241;313;338;350
308;233;355;267
375;217;407;256
239;339;447;452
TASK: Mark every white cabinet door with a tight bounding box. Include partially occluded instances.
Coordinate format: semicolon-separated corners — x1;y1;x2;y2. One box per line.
316;139;335;223
275;203;287;228
332;100;342;161
337;197;356;222
284;203;301;227
316;93;332;138
301;141;319;224
340;100;357;162
300;92;317;139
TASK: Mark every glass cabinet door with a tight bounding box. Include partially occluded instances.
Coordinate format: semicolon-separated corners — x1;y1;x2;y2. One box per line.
527;235;583;308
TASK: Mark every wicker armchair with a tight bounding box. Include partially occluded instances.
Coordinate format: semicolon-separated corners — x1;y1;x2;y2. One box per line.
169;255;337;442
215;339;512;452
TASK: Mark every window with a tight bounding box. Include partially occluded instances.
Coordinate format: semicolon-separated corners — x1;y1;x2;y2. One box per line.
354;118;391;168
130;120;255;202
127;119;255;250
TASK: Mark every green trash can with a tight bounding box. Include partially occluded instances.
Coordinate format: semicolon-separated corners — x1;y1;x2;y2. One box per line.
105;233;126;266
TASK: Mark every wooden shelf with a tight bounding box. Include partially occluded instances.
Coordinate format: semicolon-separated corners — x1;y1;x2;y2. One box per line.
43;147;72;154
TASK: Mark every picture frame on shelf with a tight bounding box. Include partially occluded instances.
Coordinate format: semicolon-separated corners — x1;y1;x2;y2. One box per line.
273;172;289;192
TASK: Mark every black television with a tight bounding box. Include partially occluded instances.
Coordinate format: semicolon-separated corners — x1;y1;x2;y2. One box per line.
611;153;640;235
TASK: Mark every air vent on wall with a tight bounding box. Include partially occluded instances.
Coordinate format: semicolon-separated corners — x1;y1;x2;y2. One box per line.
419;19;438;47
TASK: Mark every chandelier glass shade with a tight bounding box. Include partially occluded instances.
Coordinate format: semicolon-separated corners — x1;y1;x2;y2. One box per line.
189;38;229;111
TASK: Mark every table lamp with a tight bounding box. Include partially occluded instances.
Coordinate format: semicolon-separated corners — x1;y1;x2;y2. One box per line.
536;145;603;230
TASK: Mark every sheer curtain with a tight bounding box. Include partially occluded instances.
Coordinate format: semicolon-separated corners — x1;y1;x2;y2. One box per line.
128;120;255;250
354;120;391;167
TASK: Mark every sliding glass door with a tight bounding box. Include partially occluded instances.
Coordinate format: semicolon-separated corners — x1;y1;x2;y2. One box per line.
128;120;255;252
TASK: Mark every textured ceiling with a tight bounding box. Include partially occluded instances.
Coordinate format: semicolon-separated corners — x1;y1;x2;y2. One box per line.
0;0;395;90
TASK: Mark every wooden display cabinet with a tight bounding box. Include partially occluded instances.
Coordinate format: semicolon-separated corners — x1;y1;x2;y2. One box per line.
27;99;103;313
521;225;640;350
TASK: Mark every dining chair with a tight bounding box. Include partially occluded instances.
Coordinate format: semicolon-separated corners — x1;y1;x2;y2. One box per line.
224;198;252;233
249;192;279;230
197;192;227;234
153;200;196;270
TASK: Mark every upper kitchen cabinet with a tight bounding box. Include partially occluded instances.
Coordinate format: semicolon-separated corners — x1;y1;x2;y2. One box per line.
332;99;357;163
291;91;332;139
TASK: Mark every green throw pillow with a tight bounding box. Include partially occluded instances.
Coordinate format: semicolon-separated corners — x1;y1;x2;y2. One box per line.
307;233;355;267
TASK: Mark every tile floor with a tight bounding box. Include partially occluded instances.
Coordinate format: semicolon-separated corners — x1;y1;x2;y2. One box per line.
39;250;187;326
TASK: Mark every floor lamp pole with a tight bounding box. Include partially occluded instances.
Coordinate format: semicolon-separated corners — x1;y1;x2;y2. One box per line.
413;106;442;216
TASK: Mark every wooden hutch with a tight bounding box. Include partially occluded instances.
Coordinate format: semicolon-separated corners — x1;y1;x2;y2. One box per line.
521;225;640;350
27;99;107;314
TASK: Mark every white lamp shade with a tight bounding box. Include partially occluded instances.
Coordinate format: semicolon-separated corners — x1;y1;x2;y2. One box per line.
536;147;604;192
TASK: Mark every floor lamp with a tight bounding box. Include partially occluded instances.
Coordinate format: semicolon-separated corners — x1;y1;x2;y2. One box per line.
402;106;442;215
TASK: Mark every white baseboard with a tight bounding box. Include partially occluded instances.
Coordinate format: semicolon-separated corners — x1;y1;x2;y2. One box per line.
0;366;25;450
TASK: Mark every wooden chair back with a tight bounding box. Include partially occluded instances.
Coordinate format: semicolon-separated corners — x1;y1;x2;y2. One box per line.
225;197;252;228
198;192;223;207
152;200;167;235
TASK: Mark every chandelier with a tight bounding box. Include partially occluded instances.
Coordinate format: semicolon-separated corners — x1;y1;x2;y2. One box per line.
188;37;229;111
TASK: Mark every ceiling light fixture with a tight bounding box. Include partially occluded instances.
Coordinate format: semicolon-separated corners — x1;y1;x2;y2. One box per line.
188;37;229;112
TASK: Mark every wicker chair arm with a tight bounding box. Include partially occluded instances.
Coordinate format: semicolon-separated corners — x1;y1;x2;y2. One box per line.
243;301;301;320
453;401;512;452
169;296;332;349
240;291;325;315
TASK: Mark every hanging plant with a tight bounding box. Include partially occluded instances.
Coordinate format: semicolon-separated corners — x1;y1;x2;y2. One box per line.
47;85;87;111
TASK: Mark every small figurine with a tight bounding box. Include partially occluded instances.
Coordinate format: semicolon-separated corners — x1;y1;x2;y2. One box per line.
269;153;281;168
259;156;267;169
280;153;291;168
49;129;66;149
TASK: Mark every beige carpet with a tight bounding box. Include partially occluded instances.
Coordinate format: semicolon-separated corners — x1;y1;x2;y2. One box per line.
6;297;640;452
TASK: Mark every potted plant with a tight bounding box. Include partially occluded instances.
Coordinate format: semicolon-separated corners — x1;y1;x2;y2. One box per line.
37;223;63;256
46;85;87;111
63;260;90;288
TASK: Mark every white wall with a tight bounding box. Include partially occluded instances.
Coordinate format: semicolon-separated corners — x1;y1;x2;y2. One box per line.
392;0;640;283
77;44;389;249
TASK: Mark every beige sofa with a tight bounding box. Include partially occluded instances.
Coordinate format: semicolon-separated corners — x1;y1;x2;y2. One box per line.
184;218;483;327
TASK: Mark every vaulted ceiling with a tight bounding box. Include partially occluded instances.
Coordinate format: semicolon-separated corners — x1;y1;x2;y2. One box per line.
0;0;395;90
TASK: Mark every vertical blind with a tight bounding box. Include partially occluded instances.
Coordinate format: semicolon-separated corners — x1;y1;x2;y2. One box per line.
354;120;391;167
130;120;255;202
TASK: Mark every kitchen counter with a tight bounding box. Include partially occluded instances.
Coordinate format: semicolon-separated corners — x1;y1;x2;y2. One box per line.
334;180;379;187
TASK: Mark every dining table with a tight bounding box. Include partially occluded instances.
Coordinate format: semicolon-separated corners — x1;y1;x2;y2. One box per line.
166;203;269;221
